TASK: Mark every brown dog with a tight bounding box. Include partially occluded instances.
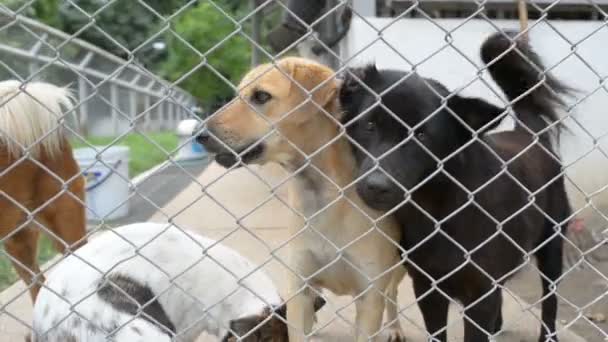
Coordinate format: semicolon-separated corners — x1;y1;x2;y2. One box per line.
197;57;407;342
0;81;86;302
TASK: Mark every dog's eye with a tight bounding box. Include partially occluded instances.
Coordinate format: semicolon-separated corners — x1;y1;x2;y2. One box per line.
252;90;272;104
416;132;426;141
365;121;375;131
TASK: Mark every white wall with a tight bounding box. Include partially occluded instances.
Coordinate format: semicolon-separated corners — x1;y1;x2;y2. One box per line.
341;17;608;230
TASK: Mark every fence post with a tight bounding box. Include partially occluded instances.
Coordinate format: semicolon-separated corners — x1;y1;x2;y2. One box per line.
144;95;151;130
110;84;119;135
28;62;38;77
129;90;137;128
518;0;529;41
251;0;264;67
159;99;165;131
78;77;89;136
321;0;340;69
168;101;175;129
27;33;46;78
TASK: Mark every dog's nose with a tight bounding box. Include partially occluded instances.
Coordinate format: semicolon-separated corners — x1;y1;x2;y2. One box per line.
362;171;393;197
195;128;211;145
357;170;403;211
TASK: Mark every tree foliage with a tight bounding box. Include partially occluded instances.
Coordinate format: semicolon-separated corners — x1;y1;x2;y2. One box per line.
3;0;61;27
57;0;185;58
161;2;251;105
14;0;277;108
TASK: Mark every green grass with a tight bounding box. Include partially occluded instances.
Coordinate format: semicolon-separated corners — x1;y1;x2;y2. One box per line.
0;132;179;291
0;235;57;291
71;132;179;176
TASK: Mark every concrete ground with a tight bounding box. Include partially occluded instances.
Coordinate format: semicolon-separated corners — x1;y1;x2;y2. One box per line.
0;161;595;341
94;158;212;228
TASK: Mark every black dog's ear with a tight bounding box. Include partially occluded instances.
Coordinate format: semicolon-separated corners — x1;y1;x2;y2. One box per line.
339;64;378;102
275;304;286;318
447;95;508;134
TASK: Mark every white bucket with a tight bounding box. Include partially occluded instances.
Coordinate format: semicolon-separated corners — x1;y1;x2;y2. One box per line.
74;146;130;221
176;119;207;161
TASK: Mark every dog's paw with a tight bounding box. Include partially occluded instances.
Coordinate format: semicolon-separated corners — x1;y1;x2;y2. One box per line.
386;327;406;342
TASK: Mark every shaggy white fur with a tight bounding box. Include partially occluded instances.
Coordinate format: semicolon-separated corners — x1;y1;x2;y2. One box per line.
0;80;73;158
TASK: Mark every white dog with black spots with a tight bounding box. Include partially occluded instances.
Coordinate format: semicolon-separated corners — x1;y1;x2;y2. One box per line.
32;223;325;342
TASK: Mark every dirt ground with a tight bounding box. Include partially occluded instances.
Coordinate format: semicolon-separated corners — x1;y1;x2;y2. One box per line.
509;244;608;341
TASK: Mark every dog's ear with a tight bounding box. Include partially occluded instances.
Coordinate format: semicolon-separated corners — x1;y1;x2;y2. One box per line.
273;295;326;319
274;304;286;318
285;59;339;110
447;95;507;134
313;295;327;312
223;314;261;341
339;64;378;103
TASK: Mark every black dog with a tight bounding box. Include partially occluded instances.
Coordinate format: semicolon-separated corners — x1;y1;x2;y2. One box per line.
340;31;572;341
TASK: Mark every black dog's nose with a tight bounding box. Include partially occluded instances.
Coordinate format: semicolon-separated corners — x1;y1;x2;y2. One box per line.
357;170;403;211
362;171;392;197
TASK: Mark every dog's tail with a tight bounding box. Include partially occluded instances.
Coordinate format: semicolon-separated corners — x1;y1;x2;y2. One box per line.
481;31;572;146
0;80;74;159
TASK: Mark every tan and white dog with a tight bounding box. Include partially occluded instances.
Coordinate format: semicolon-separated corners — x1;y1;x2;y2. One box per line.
197;57;407;342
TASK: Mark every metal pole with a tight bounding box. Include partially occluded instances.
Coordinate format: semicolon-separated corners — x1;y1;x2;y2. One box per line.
159;100;165;131
169;101;175;129
28;61;39;77
251;0;263;67
518;0;529;41
78;78;88;136
322;0;340;69
144;95;151;131
110;84;119;135
129;90;137;128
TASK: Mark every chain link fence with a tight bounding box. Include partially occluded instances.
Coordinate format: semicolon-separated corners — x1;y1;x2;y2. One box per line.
0;0;607;341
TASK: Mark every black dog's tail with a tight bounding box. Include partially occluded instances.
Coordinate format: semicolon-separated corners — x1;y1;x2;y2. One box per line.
481;31;572;146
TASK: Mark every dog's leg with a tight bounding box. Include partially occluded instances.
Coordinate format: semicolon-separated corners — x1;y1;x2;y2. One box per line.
287;275;316;342
5;226;42;302
385;266;406;342
463;288;501;342
354;289;386;342
412;274;448;342
286;247;318;341
536;232;562;342
491;290;503;334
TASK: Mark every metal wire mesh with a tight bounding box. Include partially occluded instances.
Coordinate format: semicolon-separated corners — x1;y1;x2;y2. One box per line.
0;0;607;341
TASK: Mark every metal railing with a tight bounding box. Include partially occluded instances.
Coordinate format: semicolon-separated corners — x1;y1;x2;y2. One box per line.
0;9;197;137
